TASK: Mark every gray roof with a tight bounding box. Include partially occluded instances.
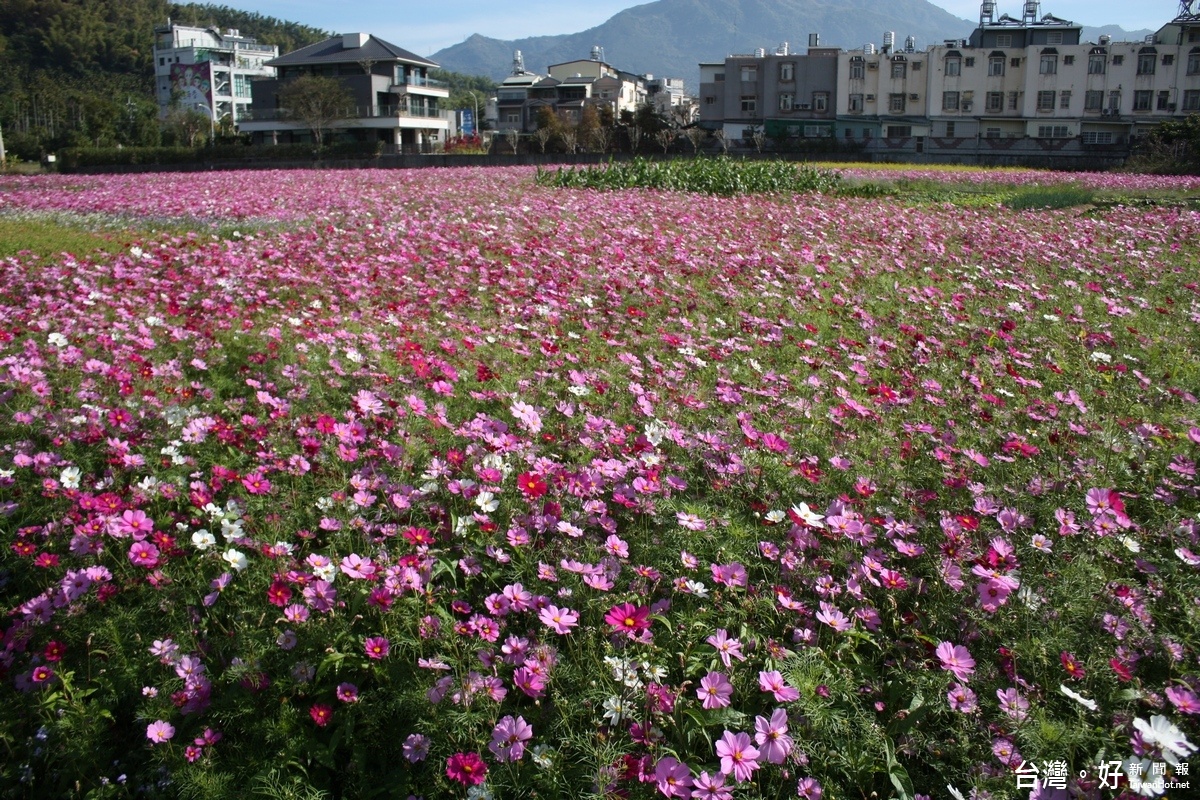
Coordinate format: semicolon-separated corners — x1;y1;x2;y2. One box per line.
267;34;438;69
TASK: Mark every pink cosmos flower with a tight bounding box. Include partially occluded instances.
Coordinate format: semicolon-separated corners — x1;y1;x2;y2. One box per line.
1166;685;1200;715
707;629;747;668
758;670;801;703
402;733;430;762
946;683;978;713
604;602;651;635
335;682;359;703
654;755;693;797
715;730;760;783
691;771;732;800
445;751;488;786
128;541;160;569
146;720;175;743
538;604;579;634
936;641;975;682
816;601;852;631
754;708;793;764
489;715;533;762
697;672;734;709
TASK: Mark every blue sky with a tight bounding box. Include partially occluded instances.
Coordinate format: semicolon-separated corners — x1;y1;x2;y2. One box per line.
219;1;1184;56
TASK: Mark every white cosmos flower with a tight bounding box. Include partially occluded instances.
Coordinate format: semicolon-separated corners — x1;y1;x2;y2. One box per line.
222;548;247;572
1059;683;1098;711
191;530;217;551
792;502;825;527
1133;715;1197;766
59;466;81;489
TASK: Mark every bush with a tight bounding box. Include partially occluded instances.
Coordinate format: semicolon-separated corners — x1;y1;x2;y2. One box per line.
536;156;842;196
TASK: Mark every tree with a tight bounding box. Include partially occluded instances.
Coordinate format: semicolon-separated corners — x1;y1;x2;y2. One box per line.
277;75;353;148
164;105;210;147
655;129;674;154
713;128;730;155
684;127;706;154
532;126;554;154
575;105;599;153
504;128;520;154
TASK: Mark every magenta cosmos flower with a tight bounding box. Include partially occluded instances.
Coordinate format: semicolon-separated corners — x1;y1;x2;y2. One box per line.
363;636;390;660
489;715;533;762
604;602;651;634
446;751;488;786
715;730;760;783
653;755;693;797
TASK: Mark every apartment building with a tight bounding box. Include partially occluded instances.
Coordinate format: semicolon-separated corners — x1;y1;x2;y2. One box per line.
704;2;1200;162
699;39;839;142
152;22;278;125
238;33;451;152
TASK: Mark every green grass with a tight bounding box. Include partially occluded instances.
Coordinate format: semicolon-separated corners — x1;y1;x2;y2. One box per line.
0;216;138;259
536;156;843;196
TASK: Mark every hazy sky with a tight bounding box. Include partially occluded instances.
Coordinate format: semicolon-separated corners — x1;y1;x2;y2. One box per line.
217;1;1186;56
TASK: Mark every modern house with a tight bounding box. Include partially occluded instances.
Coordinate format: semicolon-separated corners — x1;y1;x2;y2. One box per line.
237;33;451;152
152;22;278;126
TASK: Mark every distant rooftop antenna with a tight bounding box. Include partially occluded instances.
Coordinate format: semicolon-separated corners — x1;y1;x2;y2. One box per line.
590;45;604;62
882;31;895;54
1022;1;1040;25
512;49;525;75
1177;0;1197;18
980;1;996;25
904;35;916;52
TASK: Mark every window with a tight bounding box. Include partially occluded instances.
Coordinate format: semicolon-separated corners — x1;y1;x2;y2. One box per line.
1009;91;1020;110
1088;54;1106;74
1037;91;1055;111
741;66;757;82
888;93;906;113
945;122;956;137
887;125;912;137
803;125;828;137
1163;54;1174;66
1137;52;1156;75
1085;90;1103;111
1037;125;1069;138
1047;32;1064;45
848;93;864;112
943;91;960;111
1157;91;1171;111
1011;57;1022;67
849;59;865;79
234;74;251;98
1040;55;1058;75
996;34;1012;47
704;96;715;105
1133;90;1152;111
912;62;921;71
813;92;829;112
965;57;975;67
1060;90;1071;109
740;95;757;113
986;91;1003;112
714;72;724;81
1188;51;1200;75
1112;55;1124;65
985;127;1001;138
779;92;794;111
504;112;520;123
945;57;961;76
1081;131;1114;144
1183;90;1200;111
891;60;907;79
1063;55;1074;65
780;62;794;81
989;55;1005;76
1108;90;1121;111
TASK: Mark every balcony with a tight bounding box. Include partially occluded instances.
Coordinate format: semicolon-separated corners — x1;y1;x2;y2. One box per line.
240;105;452;123
391;75;450;97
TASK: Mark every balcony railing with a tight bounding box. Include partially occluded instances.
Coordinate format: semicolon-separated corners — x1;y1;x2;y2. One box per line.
240;105;451;122
405;75;449;89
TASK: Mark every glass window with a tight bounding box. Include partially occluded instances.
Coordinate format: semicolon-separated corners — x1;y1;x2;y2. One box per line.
986;92;1003;112
1081;131;1113;144
1084;90;1103;111
965;57;975;67
740;95;757;113
1060;90;1071;109
891;60;907;79
943;91;959;111
1088;55;1106;74
1036;125;1069;138
1133;90;1152;111
1188;52;1200;75
1008;91;1020;110
780;62;794;81
740;66;757;81
945;57;961;76
813;93;828;112
888;93;906;113
996;34;1012;47
989;56;1005;76
849;59;865;80
1157;91;1170;110
1108;90;1121;111
1183;90;1200;111
779;93;793;111
1046;32;1063;45
848;93;864;112
1037;90;1055;111
1040;55;1057;75
1137;53;1156;75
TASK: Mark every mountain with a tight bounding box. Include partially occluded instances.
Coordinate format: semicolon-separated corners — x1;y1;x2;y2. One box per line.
430;0;1155;89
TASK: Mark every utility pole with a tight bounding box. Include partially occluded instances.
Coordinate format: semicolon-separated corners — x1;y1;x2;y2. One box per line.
0;119;6;170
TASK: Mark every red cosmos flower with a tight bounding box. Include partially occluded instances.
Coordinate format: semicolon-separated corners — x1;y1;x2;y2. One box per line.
516;472;548;499
1060;651;1086;680
44;641;66;662
446;752;488;786
266;581;292;607
1110;658;1134;682
309;703;333;727
604;603;651;634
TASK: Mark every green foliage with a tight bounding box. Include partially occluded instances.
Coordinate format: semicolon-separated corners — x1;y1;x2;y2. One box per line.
1001;184;1096;210
536;156;843;196
1126;112;1200;175
277;76;355;148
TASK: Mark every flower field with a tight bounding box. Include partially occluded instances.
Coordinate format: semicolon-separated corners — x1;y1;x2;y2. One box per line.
1;165;1199;800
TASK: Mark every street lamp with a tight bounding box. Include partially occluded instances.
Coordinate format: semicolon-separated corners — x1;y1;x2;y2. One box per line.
196;102;215;145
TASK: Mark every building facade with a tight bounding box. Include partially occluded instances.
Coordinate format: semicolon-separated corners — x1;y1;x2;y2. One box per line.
703;2;1200;162
153;22;278;126
238;33;451;151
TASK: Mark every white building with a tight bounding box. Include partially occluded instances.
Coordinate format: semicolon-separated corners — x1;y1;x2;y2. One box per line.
152;22;278;126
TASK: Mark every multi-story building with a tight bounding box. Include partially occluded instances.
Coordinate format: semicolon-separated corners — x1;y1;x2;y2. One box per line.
152;22;278;126
238;33;451;152
700;40;839;142
706;2;1200;163
837;35;932;141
